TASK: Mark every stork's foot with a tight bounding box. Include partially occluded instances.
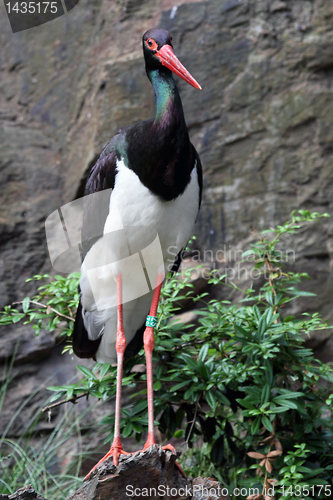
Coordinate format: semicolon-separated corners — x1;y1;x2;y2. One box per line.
161;444;186;478
83;443;130;481
141;437;186;479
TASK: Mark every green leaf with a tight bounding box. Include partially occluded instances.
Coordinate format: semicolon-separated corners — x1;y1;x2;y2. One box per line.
184;386;195;400
47;385;63;391
215;390;231;405
264;361;274;386
172;380;190;392
261;415;273;432
242;344;254;353
131;421;143;433
131;400;147;416
237;398;256;410
286;288;316;297
12;314;24;323
197;361;210;381
263;307;273;326
265;291;274;306
277;390;304;399
99;363;110;380
261;384;271;404
251;416;261;435
153;380;162;391
234;324;251;337
254;260;266;270
242;249;256;258
206;389;217;411
253;306;261;322
22;297;30;313
258;316;267;337
122;422;133;438
273;398;298;410
182;354;198;371
198;343;209;362
156;364;163;379
267;406;290;413
173;430;184;439
77;365;96;379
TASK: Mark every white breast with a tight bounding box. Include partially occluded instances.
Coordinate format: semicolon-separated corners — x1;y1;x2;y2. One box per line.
80;158;200;363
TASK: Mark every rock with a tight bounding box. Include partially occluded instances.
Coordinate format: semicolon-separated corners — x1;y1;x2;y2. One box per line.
192;478;230;500
0;343;108;438
67;446;230;500
221;0;242;14
270;1;290;13
0;450;231;500
0;324;54;365
313;332;333;364
0;485;46;500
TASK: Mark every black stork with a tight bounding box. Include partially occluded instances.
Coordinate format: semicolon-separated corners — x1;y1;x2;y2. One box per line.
73;28;202;480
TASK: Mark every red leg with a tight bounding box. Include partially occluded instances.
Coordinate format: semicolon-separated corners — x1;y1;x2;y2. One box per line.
142;276;186;479
143;278;163;450
83;275;130;482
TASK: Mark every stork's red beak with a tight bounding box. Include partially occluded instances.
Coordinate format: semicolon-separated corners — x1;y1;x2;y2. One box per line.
156;45;202;90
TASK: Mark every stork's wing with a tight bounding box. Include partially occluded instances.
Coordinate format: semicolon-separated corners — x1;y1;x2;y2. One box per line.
81;149;118;259
193;144;203;213
72;289;101;358
73;144;118;359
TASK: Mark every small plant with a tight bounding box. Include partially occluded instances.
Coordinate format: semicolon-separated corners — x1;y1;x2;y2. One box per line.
0;351;101;499
0;272;80;342
1;211;333;499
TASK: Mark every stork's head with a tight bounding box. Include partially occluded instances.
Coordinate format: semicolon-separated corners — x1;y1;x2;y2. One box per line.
143;28;201;90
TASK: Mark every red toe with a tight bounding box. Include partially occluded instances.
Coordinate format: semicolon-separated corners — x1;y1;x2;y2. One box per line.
83;444;130;481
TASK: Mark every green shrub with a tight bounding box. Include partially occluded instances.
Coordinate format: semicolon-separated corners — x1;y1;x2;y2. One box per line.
1;210;333;500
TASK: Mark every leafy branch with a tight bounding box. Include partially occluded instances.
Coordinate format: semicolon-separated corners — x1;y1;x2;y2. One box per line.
1;211;333;497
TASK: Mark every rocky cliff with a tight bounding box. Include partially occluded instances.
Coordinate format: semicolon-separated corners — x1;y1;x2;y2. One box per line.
1;0;333;479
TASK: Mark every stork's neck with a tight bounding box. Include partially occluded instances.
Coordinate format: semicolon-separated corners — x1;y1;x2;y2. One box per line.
125;66;192;201
147;67;187;131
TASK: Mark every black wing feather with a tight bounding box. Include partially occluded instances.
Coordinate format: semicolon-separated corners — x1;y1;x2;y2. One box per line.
73;146;118;359
194;147;203;211
81;150;118;259
72;288;102;359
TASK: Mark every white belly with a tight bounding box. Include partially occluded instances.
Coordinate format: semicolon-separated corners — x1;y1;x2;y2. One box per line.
80;158;200;363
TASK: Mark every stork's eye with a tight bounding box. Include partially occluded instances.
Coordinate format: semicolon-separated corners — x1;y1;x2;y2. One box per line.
146;38;158;51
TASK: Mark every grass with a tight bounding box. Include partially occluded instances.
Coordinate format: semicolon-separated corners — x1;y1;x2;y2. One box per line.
0;346;100;499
